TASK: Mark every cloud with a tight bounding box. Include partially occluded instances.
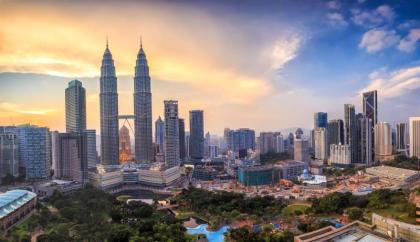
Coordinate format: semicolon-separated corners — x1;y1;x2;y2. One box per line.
359;65;420;99
359;29;400;53
351;5;395;27
327;12;348;27
270;34;301;70
398;28;420;52
0;102;56;115
327;1;340;10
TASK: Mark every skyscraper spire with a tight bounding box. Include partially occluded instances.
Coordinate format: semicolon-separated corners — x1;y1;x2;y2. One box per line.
134;38;153;163
106;35;109;48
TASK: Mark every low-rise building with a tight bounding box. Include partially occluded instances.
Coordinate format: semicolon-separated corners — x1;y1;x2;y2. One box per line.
365;165;420;185
372;213;420;242
34;180;83;197
329;143;351;167
193;166;218;181
0;190;37;232
237;165;280;186
294;220;392;242
277;161;308;180
138;163;181;188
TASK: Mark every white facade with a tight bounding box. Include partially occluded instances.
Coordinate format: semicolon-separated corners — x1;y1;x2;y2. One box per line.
294;138;309;162
314;128;327;161
409;117;420;158
374;122;392;156
275;135;284;153
329;143;351;166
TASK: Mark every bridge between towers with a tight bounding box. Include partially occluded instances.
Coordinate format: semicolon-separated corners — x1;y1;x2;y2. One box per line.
118;115;135;133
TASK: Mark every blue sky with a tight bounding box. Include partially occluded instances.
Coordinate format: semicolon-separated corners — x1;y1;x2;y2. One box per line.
0;0;419;134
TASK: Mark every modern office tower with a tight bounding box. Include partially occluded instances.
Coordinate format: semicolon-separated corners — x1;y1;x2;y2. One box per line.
374;122;392;158
204;132;211;158
164;100;180;168
363;90;378;125
327;119;344;146
275;134;284;153
409;117;420;158
329;144;351;166
225;128;256;152
119;125;131;163
56;132;88;184
155;116;164;152
0;130;19;178
84;129;98;168
134;43;153;163
178;118;186;161
189;110;204;160
314;112;328;128
344;104;356;161
288;132;294;154
100;42;119;165
65;79;86;133
294;139;309;162
259;132;276;154
314;128;327;161
359;117;373;165
185;132;190;159
295;128;304;139
354;113;364;162
209;145;219;159
15;125;50;180
50;131;60;176
396;123;408;155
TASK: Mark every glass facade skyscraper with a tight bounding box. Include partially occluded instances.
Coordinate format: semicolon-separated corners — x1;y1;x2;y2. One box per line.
99;42;119;165
65;79;86;133
134;43;153;163
189;110;204;160
155;116;164;153
164;100;180;168
314;112;328;129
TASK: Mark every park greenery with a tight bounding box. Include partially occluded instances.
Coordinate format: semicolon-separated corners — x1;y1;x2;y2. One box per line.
225;225;294;242
174;187;288;229
308;189;416;223
1;185;195;242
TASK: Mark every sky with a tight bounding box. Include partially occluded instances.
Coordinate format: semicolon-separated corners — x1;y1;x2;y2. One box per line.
0;0;420;135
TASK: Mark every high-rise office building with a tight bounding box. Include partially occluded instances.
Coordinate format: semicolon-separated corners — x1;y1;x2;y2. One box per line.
314;128;327;161
155;116;164;153
15;125;51;180
204;132;211;158
224;128;256;152
295;128;304;139
259;132;277;154
359;117;373;165
409;117;420;158
185;132;190;159
84;129;98;168
99;42;119;165
65;79;86;133
344;104;356;161
374;122;392;157
327;119;344;147
0;129;19;178
329;144;351;166
276;134;284;153
189;110;204;160
134;43;153;163
314;112;328;129
164;101;180;168
354;113;364;162
363;91;378;125
119;125;131;163
50;131;60;176
294;139;309;162
396;123;408;155
56;132;88;184
178;119;186;161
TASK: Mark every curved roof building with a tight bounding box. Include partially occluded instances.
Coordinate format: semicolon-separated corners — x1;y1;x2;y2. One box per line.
0;190;37;231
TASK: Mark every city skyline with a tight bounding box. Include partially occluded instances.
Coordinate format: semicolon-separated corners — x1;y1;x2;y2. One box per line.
1;0;420;135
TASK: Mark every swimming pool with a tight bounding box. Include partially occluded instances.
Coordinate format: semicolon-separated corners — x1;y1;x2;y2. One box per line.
186;224;229;242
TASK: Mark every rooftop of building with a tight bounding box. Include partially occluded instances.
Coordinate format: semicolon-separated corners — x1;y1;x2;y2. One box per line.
0;190;37;219
294;221;391;242
366;165;419;178
239;164;276;172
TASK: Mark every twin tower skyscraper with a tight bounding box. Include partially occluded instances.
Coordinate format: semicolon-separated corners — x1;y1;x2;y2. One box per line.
99;40;153;165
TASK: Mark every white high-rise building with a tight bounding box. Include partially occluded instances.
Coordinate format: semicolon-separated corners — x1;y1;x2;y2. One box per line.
276;134;284;153
314;128;327;161
409;117;420;158
374;122;392;157
329;144;351;166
